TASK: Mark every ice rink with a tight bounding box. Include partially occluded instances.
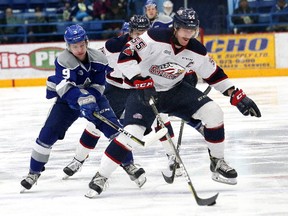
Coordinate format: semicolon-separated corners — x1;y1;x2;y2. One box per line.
0;76;287;216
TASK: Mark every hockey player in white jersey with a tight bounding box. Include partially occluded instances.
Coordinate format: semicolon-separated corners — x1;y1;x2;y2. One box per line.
85;7;261;197
144;0;173;28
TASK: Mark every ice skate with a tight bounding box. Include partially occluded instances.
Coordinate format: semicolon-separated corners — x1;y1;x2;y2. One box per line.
63;158;84;179
210;156;238;185
162;154;183;184
85;172;108;198
121;163;147;188
20;173;41;193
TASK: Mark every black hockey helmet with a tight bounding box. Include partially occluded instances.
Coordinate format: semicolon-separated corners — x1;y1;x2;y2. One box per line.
173;8;199;30
129;15;150;31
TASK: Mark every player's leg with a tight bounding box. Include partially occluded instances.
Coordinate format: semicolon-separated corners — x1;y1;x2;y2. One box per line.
86;124;147;197
86;96;155;196
63;121;101;178
160;83;237;185
192;101;237;185
92;95;147;187
21;102;79;190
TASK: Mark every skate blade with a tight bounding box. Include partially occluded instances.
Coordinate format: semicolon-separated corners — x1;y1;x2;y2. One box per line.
62;174;70;180
85;189;98;199
20;186;28;193
134;174;147;188
211;172;237;185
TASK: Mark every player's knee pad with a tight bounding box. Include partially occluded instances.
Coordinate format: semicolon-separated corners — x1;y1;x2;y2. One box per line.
203;124;224;143
115;124;146;150
105;139;131;164
80;122;101;149
85;121;102;137
192;101;224;128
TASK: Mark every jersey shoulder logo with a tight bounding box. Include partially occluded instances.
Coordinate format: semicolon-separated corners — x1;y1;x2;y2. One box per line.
123;46;134;56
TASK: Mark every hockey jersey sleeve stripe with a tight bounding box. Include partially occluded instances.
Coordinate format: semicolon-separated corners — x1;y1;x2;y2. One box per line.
56;79;76;98
203;66;228;85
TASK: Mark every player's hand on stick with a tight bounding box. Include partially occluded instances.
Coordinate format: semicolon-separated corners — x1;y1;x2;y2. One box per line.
132;76;157;105
230;88;261;117
78;94;100;121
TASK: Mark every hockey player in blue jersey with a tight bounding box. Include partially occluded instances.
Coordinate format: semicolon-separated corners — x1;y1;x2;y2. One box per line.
85;8;261;197
62;16;150;187
144;0;173;29
20;24;146;191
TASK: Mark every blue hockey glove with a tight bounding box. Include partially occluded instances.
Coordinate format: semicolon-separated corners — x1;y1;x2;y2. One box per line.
78;94;99;121
230;88;261;117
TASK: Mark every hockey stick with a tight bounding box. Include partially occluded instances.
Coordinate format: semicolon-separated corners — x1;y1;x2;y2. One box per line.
92;112;167;146
161;119;185;184
162;85;212;183
149;96;218;206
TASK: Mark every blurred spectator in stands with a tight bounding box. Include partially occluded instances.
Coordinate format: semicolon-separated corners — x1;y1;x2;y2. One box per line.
269;0;288;32
159;0;175;18
231;0;258;34
28;6;56;42
0;7;23;44
128;0;145;17
57;1;72;21
93;0;111;20
102;1;126;38
70;0;93;22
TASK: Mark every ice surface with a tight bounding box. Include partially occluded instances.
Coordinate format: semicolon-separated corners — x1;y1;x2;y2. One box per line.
0;77;287;216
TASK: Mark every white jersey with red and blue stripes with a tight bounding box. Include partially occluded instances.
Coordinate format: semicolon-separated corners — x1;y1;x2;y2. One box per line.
118;28;233;93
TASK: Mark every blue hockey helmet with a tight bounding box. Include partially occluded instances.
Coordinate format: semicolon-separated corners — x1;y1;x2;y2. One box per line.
64;24;88;44
145;0;157;8
129;15;150;31
121;22;130;34
173;8;199;30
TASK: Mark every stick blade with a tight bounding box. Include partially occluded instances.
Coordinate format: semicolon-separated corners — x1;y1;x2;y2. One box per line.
196;193;219;206
143;127;168;146
161;170;175;184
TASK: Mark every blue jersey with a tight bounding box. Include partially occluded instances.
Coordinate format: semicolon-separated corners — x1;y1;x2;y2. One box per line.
46;48;111;108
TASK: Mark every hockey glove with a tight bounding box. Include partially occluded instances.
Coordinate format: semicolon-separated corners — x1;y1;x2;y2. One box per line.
132;76;157;105
78;94;100;121
132;76;154;89
230;88;261;117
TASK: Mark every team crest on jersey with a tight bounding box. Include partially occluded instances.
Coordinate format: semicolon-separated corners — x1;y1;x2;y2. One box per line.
78;70;84;75
123;46;134;56
149;62;185;80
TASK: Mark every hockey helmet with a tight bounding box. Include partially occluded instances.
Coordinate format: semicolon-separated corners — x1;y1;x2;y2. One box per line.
145;0;157;9
163;0;173;8
64;24;88;44
129;15;150;31
121;22;130;34
173;8;199;30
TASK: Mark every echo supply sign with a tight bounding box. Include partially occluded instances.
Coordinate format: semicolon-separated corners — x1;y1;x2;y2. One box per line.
204;33;275;70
